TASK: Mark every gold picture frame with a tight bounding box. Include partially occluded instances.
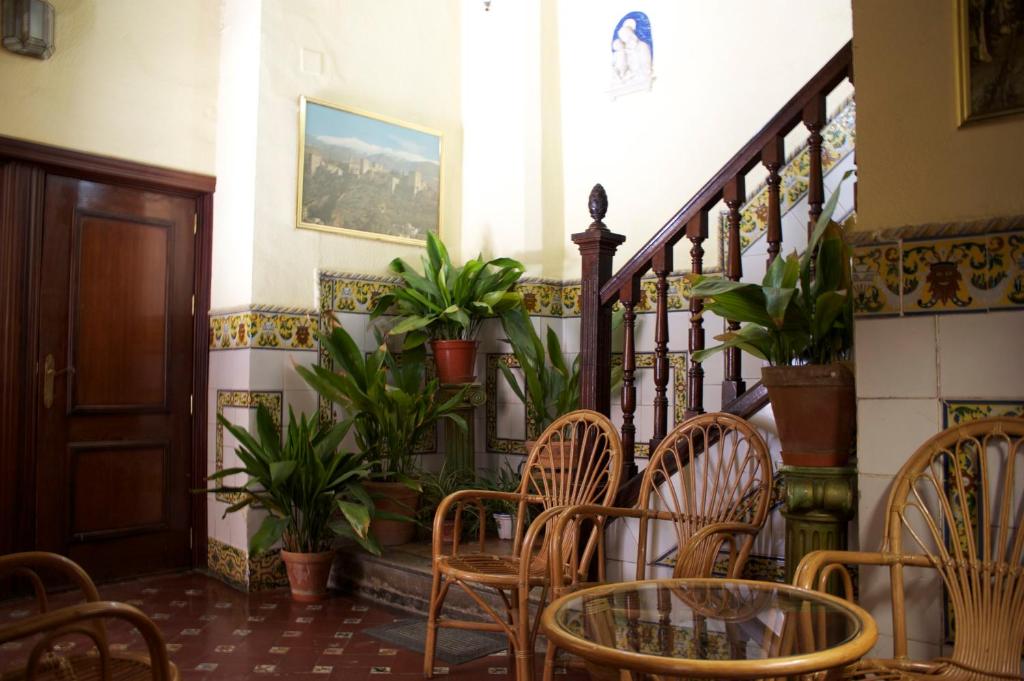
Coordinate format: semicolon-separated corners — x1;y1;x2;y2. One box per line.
956;0;1024;126
296;96;444;245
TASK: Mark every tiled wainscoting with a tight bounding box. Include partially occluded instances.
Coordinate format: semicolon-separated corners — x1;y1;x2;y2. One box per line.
851;218;1024;659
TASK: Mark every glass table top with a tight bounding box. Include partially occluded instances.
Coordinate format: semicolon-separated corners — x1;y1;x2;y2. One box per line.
545;578;874;674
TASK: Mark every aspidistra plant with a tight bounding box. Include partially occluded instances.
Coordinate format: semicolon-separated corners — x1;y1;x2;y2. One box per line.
371;232;525;348
689;172;854;367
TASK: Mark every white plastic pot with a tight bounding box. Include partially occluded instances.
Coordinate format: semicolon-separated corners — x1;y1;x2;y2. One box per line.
494;513;515;540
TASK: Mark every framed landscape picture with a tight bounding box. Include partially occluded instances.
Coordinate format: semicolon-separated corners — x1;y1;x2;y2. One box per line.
297;97;443;245
957;0;1024;125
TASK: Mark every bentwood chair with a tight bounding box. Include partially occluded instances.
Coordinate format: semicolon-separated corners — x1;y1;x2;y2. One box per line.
0;552;177;681
544;412;774;680
795;416;1024;681
423;410;623;681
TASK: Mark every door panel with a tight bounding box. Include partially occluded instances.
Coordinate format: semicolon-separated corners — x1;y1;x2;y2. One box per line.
72;213;170;410
35;175;195;581
70;442;168;537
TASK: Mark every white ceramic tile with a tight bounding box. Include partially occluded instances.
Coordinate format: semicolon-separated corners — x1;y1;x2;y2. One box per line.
604;517;639;565
333;312;367;346
632;405;653;443
496;402;525;441
857;398;941;476
285;390;318;422
702;384;723;413
857;473;893;552
248;350;284;391
208;349;252;424
855;316;938;398
559;317;580;354
228;509;250;552
937;311;1024;398
859;561;945;647
283;351;318;391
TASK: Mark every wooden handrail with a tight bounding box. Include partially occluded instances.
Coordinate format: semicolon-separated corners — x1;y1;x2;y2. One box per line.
599;40;852;306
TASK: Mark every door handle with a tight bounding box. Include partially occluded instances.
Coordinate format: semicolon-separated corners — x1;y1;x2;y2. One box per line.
43;354;75;409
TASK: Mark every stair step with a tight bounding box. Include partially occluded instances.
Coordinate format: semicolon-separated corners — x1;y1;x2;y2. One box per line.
333;539;542;623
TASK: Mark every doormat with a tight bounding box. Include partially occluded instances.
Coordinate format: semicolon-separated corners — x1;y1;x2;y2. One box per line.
363;618;507;665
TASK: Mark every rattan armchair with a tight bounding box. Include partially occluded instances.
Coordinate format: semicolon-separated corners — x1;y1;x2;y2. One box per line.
794;416;1024;681
0;551;177;681
423;410;623;681
543;412;774;680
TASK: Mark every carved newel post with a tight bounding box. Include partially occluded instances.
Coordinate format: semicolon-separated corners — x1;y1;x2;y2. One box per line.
573;185;626;420
440;383;486;477
781;464;857;588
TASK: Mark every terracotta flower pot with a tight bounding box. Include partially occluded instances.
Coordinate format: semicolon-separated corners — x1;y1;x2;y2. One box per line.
761;363;856;467
280;549;335;602
430;339;478;384
364;480;420;546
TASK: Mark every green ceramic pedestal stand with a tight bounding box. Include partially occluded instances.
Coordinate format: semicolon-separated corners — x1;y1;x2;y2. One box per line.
781;464;857;589
440;383;486;478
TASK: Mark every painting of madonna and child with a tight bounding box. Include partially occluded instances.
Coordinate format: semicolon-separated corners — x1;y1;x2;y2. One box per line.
297;97;442;245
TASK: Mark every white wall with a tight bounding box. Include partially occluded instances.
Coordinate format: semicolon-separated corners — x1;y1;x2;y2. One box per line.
249;0;463;308
0;0;219;174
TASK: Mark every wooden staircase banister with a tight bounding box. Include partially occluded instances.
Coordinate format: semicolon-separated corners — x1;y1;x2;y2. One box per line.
575;39;854;484
599;40;852;307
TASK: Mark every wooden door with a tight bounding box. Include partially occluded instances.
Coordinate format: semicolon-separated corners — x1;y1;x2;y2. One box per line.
34;175;197;581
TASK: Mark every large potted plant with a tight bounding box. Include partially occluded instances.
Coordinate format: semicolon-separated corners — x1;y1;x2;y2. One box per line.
297;324;468;545
689;179;854;467
371;232;525;384
203;407;377;602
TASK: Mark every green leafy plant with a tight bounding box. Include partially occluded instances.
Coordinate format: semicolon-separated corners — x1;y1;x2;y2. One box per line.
295;324;468;484
689;174;853;366
418;462;479;531
498;307;625;434
371;232;526;348
203;406;379;556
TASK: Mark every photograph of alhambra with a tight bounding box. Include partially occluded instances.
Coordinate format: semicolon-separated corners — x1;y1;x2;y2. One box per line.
299;99;441;242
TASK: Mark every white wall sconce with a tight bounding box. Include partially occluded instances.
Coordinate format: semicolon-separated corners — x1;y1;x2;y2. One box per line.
2;0;55;59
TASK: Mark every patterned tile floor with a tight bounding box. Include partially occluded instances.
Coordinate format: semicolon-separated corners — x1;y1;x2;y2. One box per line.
0;571;588;680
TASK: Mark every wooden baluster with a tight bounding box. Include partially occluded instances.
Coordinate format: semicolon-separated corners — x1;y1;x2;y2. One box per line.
685;212;707;420
573;185;626;417
722;176;746;404
619;277;641;480
650;249;672;450
762;136;784;266
803;94;827;240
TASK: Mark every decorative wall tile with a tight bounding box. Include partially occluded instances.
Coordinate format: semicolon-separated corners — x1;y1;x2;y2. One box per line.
248;549;289;591
210;307;318;351
515;280;563;317
901;236;990;313
986;231;1024;308
852;225;1023;317
208;537;248;588
942;399;1024;426
319;272;399;315
851;243;900;315
485;351;686;458
215;390;283;503
207;535;288;592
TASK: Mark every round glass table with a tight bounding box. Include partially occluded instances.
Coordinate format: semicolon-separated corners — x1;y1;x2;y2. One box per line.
541;578;877;679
